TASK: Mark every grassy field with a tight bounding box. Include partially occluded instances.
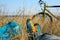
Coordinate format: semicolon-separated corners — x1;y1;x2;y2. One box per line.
0;16;60;40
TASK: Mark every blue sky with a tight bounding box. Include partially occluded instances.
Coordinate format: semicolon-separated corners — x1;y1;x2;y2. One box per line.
0;0;60;15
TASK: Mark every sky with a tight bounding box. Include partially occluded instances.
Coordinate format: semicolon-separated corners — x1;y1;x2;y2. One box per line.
0;0;60;15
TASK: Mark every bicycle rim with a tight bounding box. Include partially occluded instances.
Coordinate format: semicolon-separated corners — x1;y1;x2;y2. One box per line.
32;12;52;24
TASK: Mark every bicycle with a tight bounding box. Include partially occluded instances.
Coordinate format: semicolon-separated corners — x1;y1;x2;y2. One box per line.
32;0;60;24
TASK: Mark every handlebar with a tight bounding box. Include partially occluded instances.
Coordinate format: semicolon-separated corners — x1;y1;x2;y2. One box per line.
39;0;46;11
39;0;42;2
39;0;45;5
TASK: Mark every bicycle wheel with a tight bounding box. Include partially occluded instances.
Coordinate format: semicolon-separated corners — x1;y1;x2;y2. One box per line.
32;12;52;26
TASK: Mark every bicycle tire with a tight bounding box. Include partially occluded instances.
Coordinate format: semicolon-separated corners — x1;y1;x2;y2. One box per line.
32;12;52;24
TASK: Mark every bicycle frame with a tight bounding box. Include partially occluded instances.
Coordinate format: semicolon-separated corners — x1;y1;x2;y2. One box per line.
39;0;60;22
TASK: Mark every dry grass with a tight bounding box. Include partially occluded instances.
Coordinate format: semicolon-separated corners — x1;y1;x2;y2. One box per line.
0;16;60;40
